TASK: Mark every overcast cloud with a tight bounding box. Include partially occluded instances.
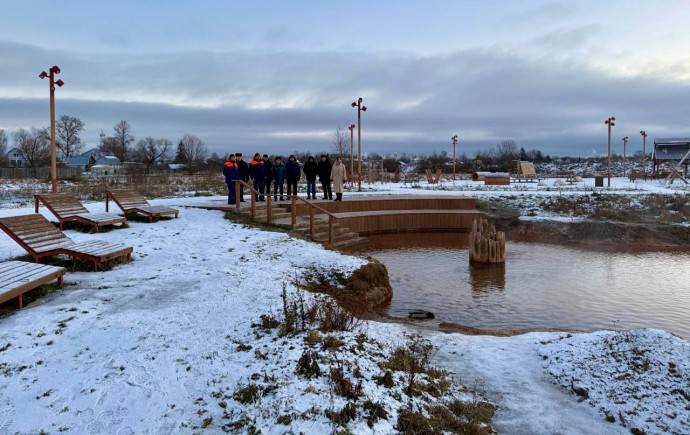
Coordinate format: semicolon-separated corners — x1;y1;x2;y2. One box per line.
1;1;689;158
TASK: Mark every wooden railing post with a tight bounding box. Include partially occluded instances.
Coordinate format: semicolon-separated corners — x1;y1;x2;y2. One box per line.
235;181;241;211
34;196;39;213
291;195;297;225
250;189;256;218
328;217;333;245
105;192;110;212
266;195;272;223
309;208;315;236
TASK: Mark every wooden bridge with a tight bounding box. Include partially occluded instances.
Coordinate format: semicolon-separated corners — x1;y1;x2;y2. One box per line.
191;194;484;250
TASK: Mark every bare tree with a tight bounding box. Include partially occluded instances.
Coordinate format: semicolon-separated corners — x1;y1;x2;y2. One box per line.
492;139;520;170
14;127;50;168
0;129;8;166
101;120;134;162
55;114;85;160
179;133;207;173
133;137;172;170
331;125;349;159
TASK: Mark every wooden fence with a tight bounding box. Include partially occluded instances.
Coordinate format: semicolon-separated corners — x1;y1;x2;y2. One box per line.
0;167;82;180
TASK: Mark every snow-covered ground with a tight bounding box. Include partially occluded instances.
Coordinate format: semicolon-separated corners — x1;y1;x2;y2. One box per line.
0;177;688;434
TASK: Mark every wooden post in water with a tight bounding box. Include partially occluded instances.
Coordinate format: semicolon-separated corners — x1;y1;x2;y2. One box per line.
469;218;505;264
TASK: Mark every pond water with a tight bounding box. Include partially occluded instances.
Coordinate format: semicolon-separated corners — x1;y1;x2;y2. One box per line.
348;233;690;340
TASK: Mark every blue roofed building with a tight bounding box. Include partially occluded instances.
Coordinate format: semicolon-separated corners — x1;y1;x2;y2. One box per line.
64;148;121;172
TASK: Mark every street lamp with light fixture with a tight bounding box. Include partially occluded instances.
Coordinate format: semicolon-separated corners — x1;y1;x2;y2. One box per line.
640;130;648;179
622;136;628;177
351;97;367;192
605;116;615;187
451;135;458;180
348;124;355;186
39;65;64;193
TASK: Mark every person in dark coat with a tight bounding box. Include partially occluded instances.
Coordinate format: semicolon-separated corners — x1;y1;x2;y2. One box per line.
302;156;318;200
317;154;333;200
222;154;239;205
236;153;249;202
285;155;301;197
263;154;273;197
249;153;266;201
272;156;286;201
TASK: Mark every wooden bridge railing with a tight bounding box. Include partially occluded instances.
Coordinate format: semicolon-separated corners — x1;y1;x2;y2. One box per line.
290;196;336;245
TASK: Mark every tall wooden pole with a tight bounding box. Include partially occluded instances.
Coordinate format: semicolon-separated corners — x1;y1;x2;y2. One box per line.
640;130;647;179
351;97;366;192
451;135;458;181
605;117;615;187
622;136;628;178
49;73;57;193
349;124;355;186
40;66;63;194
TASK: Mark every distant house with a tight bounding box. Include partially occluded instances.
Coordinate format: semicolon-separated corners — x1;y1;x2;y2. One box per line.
64;148;121;172
6;147;28;168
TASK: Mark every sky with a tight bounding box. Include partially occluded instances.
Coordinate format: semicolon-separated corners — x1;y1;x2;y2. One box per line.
1;0;690;159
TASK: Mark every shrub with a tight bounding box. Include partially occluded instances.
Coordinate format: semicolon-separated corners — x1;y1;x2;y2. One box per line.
295;350;321;379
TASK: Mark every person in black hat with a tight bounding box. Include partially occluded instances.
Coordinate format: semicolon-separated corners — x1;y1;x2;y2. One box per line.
302;156;318;199
317;154;332;200
263;154;273;198
272;156;285;200
236;153;249;202
285;155;301;197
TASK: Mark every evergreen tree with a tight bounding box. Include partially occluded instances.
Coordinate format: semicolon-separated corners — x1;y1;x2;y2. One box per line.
174;141;188;164
519;147;527;161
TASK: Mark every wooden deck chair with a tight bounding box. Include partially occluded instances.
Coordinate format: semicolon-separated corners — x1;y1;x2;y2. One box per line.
0;261;66;308
105;189;179;222
0;214;133;270
517;162;538;181
34;193;127;232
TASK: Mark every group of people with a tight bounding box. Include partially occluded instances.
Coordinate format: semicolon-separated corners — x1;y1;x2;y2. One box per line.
223;153;347;205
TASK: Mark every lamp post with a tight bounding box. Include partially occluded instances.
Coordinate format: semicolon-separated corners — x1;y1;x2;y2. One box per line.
640;130;647;179
622;136;628;178
348;123;355;186
351;97;367;192
39;66;64;193
451;135;458;181
605;116;615;187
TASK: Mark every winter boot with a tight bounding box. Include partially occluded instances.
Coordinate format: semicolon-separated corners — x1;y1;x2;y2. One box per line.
336;193;343;201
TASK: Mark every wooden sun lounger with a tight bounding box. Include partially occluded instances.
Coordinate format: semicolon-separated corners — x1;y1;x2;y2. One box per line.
513;161;539;182
0;214;133;270
34;193;127;232
0;261;66;308
105;189;179;222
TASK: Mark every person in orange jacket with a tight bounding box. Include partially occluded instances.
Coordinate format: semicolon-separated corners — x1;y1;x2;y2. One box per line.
222;154;240;204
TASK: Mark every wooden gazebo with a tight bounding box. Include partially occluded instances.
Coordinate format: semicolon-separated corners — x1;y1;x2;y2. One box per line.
652;138;690;181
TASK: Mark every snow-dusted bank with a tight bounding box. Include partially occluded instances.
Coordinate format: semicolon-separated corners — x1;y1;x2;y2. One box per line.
0;178;688;434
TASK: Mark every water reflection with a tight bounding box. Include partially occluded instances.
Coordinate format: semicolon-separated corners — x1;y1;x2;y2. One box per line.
349;232;690;340
469;263;506;294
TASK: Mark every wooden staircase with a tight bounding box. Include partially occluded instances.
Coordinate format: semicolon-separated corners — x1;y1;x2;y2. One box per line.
293;218;368;249
242;203;367;250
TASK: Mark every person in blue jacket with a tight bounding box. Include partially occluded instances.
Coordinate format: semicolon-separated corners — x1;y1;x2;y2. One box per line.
249;152;266;201
302;156;318;199
222;154;240;205
285;155;301;197
272;156;286;201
